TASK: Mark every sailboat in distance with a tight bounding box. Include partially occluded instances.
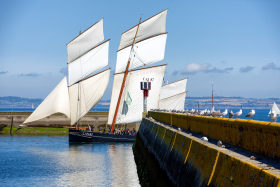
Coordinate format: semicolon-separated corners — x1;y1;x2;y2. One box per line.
24;19;111;130
269;102;280;122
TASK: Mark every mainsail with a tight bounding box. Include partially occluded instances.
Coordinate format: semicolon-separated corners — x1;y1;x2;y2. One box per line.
24;19;110;125
108;65;166;124
69;69;110;125
24;77;70;123
159;78;188;110
108;10;168;130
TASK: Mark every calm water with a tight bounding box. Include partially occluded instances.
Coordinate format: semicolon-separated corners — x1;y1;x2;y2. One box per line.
0;135;140;187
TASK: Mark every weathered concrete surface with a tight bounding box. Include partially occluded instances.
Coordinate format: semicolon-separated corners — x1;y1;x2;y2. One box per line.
133;117;280;187
148;111;280;160
0;112;140;130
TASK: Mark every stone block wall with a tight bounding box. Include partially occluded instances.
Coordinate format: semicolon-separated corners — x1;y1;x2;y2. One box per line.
133;117;280;187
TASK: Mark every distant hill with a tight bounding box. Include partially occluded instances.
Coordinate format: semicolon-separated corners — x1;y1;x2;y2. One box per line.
185;96;280;109
0;96;42;103
0;96;43;108
0;96;110;109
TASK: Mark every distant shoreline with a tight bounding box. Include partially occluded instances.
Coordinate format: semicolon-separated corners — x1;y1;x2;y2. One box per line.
1;96;279;110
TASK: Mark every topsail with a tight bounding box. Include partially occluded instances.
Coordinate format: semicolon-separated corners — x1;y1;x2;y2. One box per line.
115;10;168;73
118;9;167;51
67;19;109;86
115;34;167;73
67;19;104;63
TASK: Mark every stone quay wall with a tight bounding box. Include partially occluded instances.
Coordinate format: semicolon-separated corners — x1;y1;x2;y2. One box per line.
133;116;280;187
0;112;108;128
0;111;140;130
148;111;280;159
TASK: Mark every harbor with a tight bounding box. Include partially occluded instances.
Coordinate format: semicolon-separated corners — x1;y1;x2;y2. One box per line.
1;109;280;186
0;111;140;135
1;0;280;186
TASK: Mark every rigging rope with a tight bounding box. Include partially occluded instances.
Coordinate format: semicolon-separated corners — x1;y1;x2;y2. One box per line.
214;93;228;109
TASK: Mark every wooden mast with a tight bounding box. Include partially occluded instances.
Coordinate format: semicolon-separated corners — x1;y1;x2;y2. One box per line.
110;17;142;134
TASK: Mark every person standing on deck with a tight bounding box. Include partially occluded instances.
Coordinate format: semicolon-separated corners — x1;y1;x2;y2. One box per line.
108;127;111;134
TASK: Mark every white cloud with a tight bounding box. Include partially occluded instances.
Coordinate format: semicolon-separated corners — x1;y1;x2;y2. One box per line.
181;63;233;74
182;63;210;74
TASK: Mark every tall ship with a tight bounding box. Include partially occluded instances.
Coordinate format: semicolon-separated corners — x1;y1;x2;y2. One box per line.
71;9;169;142
23;19;111;142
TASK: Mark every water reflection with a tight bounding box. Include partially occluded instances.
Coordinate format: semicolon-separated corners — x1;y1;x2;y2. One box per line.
0;135;140;187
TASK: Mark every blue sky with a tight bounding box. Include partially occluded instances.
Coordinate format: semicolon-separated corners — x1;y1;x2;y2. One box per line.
0;0;279;100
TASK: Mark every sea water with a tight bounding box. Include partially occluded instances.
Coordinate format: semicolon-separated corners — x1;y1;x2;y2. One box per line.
1;108;275;122
0;135;140;187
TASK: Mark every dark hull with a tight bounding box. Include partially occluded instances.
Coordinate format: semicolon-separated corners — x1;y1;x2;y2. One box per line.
69;129;136;143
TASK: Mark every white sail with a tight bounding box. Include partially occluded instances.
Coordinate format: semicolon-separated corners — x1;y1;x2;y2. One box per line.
67;19;104;63
69;69;110;125
210;106;215;113
159;92;186;110
160;78;188;100
272;102;280;115
118;9;167;50
68;40;109;86
24;77;70;124
108;65;166;124
115;34;167;73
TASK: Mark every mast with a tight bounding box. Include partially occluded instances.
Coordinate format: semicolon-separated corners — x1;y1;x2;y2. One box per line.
110;18;142;134
212;82;214;108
